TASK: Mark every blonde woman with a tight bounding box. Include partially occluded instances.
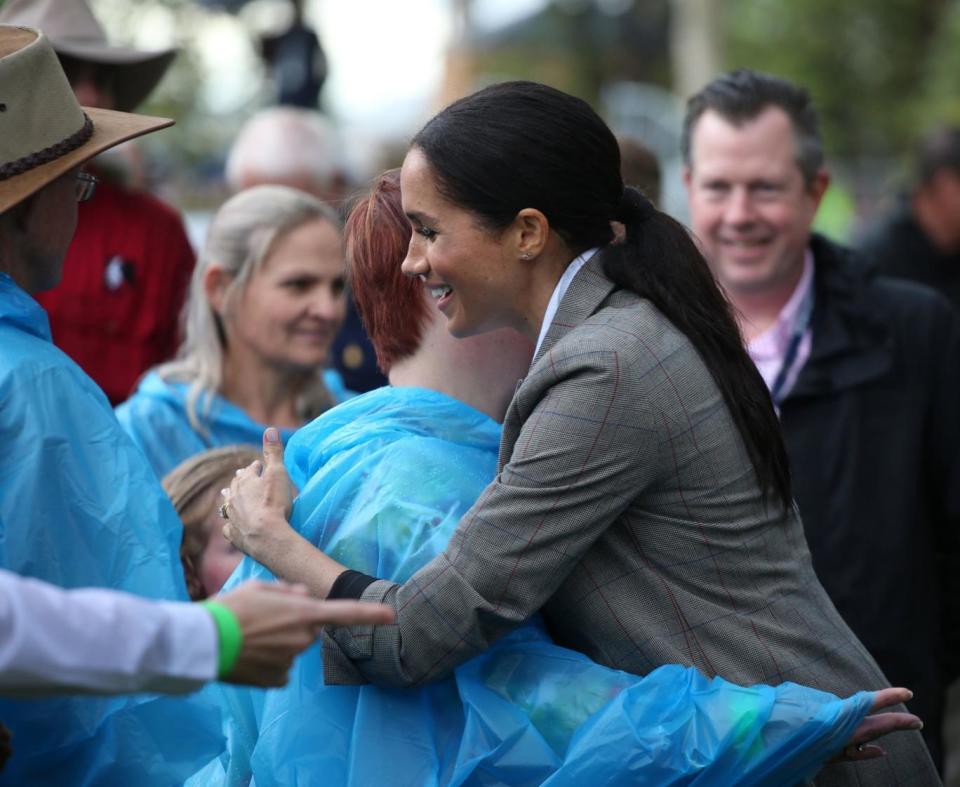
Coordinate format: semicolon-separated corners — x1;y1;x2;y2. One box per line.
117;185;355;479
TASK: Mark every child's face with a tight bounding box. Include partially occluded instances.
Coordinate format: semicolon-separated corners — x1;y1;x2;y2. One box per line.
200;504;243;596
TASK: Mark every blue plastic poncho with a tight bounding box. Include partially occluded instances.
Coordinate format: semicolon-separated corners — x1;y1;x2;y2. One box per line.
115;368;357;480
0;273;224;785
193;386;872;787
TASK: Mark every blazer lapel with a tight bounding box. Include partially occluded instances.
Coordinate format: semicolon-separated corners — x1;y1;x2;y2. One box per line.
530;251;617;367
500;252;617;471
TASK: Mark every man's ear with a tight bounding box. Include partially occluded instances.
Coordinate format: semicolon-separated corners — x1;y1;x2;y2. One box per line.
203;265;233;315
513;208;550;260
808;168;831;209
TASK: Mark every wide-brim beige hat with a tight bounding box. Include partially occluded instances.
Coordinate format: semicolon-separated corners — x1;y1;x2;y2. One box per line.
0;0;176;112
0;27;173;215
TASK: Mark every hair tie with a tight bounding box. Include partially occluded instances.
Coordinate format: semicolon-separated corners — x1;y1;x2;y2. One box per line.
616;186;657;223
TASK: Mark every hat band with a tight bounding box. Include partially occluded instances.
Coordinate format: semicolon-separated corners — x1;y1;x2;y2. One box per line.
0;113;93;181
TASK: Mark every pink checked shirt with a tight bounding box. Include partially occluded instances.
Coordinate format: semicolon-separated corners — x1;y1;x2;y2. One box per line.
748;250;814;401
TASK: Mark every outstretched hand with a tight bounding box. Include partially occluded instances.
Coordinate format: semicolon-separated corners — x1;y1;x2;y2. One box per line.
216;580;394;687
221;427;296;567
829;687;923;763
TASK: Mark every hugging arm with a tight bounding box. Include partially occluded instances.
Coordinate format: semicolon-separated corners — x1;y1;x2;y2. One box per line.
318;353;660;687
223;356;656;687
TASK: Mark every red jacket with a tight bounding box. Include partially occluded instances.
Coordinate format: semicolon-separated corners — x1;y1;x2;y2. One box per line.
36;179;195;404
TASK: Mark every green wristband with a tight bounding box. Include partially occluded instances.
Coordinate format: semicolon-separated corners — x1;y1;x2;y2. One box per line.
201;600;244;679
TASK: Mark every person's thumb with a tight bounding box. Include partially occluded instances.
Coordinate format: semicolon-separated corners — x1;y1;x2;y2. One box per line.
263;427;284;466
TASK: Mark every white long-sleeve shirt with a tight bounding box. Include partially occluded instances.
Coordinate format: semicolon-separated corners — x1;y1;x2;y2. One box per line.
0;569;217;696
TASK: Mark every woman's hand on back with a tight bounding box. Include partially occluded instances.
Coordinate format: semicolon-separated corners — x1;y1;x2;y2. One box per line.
221;427;296;568
829;687;923;764
221;427;353;598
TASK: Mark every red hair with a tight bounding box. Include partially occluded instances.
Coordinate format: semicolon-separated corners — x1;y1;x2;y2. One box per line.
345;170;429;372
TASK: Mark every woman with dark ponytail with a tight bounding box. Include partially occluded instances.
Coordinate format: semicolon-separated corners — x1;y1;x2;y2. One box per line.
224;82;922;781
611;186;792;508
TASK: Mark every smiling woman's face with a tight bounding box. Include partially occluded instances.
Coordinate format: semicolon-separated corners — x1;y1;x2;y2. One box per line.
223;217;347;373
399;148;524;339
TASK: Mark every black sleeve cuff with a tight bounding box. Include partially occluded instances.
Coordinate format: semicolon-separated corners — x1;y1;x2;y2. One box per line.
327;569;378;600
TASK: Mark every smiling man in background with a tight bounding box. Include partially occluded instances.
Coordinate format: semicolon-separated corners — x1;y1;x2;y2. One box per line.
682;68;960;774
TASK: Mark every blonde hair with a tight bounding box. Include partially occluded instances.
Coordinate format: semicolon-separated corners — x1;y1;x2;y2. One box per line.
163;445;261;600
157;185;342;433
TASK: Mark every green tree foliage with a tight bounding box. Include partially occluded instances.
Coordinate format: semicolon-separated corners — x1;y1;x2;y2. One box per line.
917;1;960;128
724;0;960;158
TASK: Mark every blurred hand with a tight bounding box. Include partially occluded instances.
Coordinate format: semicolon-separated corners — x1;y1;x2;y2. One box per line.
829;687;923;763
215;579;394;687
221;427;295;567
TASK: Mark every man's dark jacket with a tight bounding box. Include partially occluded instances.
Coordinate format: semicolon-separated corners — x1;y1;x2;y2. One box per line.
780;234;960;768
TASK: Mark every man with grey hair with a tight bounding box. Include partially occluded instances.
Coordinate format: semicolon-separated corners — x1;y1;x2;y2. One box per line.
225;106;348;200
683;67;960;776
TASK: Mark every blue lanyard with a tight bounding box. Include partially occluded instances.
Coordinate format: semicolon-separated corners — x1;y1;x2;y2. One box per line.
769;285;814;406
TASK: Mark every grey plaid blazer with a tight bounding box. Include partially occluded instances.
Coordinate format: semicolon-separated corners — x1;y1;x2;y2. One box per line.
324;253;937;784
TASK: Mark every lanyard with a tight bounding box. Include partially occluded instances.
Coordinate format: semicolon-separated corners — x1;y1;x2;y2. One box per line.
769;285;814;406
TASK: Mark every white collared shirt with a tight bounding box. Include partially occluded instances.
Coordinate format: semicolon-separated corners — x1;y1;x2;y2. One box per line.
0;569;217;696
533;247;601;361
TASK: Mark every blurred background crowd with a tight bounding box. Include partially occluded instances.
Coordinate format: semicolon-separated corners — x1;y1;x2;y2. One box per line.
21;0;960;241
11;0;957;397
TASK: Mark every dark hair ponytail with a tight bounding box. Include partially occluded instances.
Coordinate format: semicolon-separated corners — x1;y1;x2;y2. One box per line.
413;81;792;510
611;188;792;509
